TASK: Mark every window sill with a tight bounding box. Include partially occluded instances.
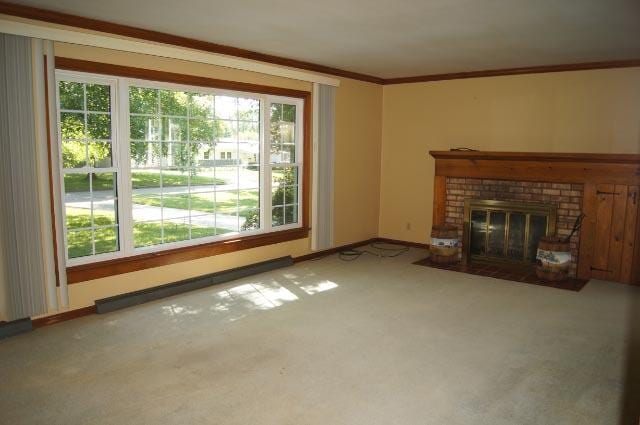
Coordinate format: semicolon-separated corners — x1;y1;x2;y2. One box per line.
66;227;309;284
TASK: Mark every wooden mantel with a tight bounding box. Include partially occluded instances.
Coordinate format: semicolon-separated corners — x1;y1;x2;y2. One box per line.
429;150;640;284
429;151;640;185
430;151;640;163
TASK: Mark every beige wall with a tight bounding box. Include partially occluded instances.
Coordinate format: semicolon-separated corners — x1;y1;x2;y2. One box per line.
51;43;382;311
6;38;639;318
334;77;383;243
379;67;640;243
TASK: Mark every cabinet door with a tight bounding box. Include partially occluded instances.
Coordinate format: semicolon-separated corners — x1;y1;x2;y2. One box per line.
581;184;638;283
590;184;615;280
621;186;639;284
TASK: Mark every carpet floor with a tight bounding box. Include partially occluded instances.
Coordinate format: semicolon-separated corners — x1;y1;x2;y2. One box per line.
0;247;638;424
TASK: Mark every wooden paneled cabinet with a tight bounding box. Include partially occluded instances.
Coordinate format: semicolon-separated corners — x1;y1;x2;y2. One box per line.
578;184;639;284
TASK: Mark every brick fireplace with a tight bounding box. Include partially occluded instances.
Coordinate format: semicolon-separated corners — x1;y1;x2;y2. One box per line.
429;151;640;285
443;177;583;276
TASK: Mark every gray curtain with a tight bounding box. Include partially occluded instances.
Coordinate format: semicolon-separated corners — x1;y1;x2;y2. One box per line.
312;84;335;250
0;33;47;320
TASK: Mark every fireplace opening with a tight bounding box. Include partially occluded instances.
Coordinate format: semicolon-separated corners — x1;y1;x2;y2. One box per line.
463;200;557;265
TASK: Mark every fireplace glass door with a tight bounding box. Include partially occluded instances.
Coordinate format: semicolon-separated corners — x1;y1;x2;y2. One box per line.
465;200;556;265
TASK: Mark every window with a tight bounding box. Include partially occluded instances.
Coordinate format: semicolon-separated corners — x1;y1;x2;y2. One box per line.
56;71;304;265
269;102;300;227
58;77;120;259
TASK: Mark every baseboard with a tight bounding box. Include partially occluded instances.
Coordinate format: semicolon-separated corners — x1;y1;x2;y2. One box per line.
95;256;294;314
32;306;97;328
376;237;430;249
0;318;32;339
28;237;428;328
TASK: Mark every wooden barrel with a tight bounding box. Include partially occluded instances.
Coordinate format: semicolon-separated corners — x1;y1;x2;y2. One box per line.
535;236;571;281
430;225;460;264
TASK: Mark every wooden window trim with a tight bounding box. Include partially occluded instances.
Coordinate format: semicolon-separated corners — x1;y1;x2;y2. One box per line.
55;57;311;99
52;57;312;284
66;227;309;283
43;56;62;286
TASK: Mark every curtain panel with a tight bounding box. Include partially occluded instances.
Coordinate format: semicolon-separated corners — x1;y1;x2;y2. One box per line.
0;33;61;320
311;84;335;251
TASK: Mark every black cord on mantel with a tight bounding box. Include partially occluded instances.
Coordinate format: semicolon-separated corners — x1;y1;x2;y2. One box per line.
450;147;478;151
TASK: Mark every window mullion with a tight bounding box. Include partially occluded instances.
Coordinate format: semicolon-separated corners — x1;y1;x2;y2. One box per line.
263;98;272;233
117;79;134;256
296;98;304;226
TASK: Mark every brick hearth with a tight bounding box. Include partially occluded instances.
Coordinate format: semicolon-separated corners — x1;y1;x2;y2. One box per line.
444;177;584;276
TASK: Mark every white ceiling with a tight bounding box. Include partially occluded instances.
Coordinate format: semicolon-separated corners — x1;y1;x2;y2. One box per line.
11;0;640;79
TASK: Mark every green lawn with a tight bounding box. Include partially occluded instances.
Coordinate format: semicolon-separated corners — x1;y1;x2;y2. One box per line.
67;226;118;258
131;190;259;216
132;221;231;249
64;171;225;192
66;208;115;229
66;210;230;258
133;172;225;189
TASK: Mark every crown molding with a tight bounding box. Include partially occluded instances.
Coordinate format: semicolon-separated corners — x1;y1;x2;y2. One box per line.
0;15;342;86
0;1;378;84
383;60;640;85
1;2;639;86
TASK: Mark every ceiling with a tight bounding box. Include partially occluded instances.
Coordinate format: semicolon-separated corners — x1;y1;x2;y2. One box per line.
9;0;640;79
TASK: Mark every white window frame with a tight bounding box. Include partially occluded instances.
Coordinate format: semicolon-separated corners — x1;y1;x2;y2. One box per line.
56;71;124;266
265;96;304;233
55;70;304;266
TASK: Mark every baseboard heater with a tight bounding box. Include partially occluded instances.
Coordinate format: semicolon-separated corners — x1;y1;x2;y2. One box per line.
0;318;32;340
95;256;294;314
